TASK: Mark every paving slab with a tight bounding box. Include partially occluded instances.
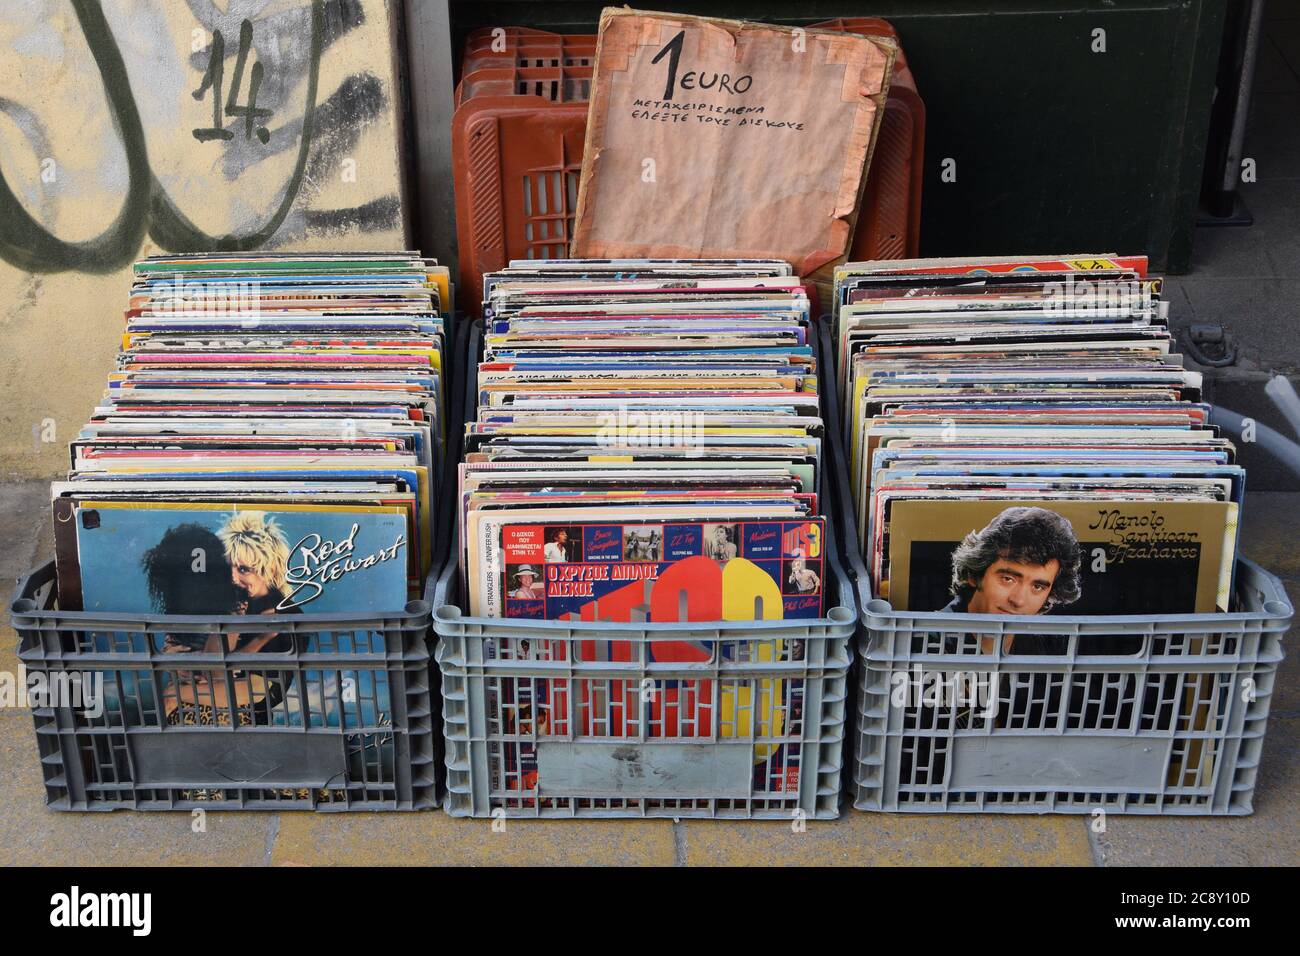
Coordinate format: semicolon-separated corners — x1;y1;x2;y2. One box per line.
1185;216;1281;280
1239;492;1300;717
680;813;1094;867
1095;717;1300;867
1244;92;1300;184
1267;15;1300;87
1256;34;1300;94
0;480;50;580
1241;492;1300;584
1176;278;1300;374
3;481;56;711
272;812;678;866
0;713;272;867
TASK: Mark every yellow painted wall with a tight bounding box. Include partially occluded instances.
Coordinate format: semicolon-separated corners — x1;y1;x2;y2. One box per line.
0;0;410;479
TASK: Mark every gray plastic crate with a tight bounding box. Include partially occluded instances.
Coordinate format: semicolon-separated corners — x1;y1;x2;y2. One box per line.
851;560;1291;814
10;562;438;812
430;315;856;819
813;312;1294;815
432;554;854;819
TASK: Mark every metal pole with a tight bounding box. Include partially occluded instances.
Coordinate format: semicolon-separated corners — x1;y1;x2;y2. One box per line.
403;0;459;277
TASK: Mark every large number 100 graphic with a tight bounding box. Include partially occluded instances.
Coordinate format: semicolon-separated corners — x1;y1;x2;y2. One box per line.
568;556;785;625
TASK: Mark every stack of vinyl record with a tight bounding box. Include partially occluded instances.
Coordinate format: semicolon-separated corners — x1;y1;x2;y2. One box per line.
459;258;829;622
52;252;449;621
834;254;1242;618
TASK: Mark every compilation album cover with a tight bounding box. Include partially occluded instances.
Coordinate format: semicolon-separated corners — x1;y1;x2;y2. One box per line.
496;518;826;620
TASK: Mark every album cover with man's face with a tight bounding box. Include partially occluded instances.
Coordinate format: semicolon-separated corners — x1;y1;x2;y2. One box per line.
886;499;1237;615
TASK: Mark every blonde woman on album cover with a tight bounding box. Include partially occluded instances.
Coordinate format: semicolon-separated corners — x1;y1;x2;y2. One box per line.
144;511;302;729
706;524;738;563
218;511;303;654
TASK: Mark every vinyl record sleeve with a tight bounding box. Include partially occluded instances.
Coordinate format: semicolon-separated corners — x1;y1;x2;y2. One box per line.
494;517;826;622
884;498;1237;614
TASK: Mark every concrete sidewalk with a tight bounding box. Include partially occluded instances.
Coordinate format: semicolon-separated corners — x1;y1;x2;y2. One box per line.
1;478;1295;867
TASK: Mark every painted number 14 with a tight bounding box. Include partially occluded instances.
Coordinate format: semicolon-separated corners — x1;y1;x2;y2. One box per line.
193;19;272;144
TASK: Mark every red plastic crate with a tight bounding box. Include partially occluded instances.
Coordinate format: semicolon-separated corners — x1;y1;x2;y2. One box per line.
461;27;596;80
811;18;925;263
452;23;924;308
457;65;593;108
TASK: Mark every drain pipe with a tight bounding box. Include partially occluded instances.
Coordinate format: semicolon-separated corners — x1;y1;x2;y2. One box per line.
1211;404;1300;480
1264;374;1300;441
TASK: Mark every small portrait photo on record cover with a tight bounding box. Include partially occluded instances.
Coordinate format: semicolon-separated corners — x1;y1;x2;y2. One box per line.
704;523;739;564
622;525;663;562
506;563;545;601
508;638;538;661
508;699;550;737
783;550;823;597
543;526;580;563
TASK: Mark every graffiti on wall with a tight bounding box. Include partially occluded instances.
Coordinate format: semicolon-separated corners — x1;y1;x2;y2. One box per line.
0;0;405;273
0;0;410;478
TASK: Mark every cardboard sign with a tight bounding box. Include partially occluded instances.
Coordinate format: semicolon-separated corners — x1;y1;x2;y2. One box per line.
571;8;896;277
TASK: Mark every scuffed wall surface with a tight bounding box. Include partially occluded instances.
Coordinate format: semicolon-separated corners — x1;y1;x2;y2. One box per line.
0;0;409;478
